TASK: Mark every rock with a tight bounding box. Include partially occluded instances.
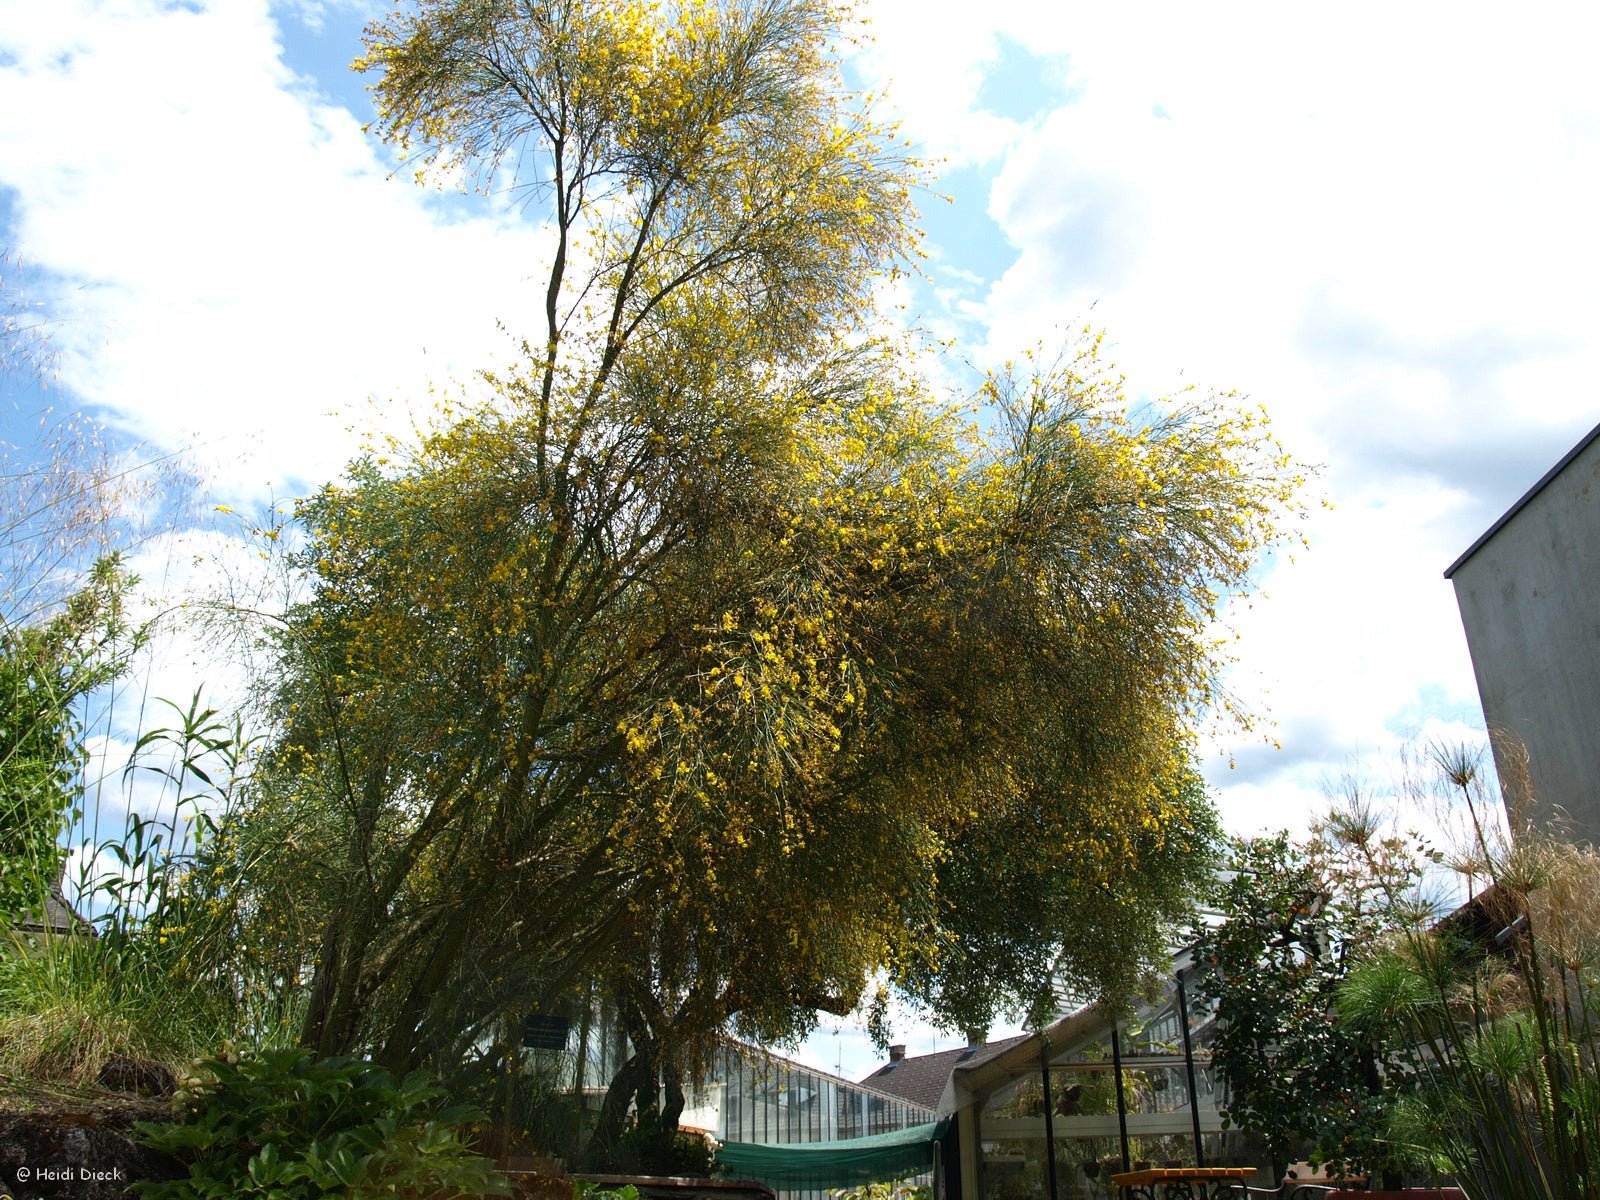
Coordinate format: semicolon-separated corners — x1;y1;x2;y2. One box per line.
0;1106;183;1198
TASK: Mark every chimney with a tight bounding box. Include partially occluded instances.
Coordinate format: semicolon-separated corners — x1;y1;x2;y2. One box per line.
888;1044;906;1062
965;1027;987;1049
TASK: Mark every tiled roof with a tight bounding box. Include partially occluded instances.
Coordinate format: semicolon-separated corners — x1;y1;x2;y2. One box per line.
11;880;95;937
856;1035;1029;1111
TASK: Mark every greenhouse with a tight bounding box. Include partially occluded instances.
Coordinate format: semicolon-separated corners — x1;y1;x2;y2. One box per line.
714;955;1230;1200
938;971;1226;1200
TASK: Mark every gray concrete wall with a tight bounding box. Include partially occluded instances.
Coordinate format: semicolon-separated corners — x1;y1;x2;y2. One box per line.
1451;434;1600;846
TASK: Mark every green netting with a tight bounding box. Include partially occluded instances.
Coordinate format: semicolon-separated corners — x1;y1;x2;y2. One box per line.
714;1119;949;1189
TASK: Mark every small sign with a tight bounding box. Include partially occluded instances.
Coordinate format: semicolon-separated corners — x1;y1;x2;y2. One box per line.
522;1014;571;1050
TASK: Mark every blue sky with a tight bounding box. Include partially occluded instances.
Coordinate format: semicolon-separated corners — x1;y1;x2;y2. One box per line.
5;0;1600;1076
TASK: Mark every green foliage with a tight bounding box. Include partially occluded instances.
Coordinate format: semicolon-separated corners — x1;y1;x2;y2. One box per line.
600;1120;717;1177
1204;746;1600;1197
0;410;278;1095
1;554;138;925
94;692;284;1025
0;929;232;1088
133;1047;510;1199
913;768;1220;1034
1334;757;1600;1200
575;1185;640;1200
1190;819;1422;1180
830;1183;930;1200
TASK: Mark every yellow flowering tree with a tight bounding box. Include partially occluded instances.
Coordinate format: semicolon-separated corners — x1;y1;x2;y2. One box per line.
241;0;1306;1094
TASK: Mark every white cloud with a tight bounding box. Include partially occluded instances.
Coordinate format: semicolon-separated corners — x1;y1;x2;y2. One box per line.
119;523;300;711
849;1;1031;169
0;0;550;502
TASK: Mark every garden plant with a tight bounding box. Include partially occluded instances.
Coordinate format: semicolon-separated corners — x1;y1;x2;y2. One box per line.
132;1047;508;1199
1337;747;1600;1200
1191;809;1428;1186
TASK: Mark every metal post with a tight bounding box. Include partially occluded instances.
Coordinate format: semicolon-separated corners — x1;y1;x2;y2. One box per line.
1039;1035;1060;1200
1175;970;1206;1167
1110;1021;1131;1173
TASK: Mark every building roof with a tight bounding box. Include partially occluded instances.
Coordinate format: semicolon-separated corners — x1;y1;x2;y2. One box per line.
10;863;96;938
12;886;95;937
1444;417;1600;579
856;1035;1029;1111
727;1040;938;1114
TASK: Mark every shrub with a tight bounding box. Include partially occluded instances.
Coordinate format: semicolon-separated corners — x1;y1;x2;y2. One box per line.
1;554;136;927
574;1185;639;1200
133;1046;510;1198
830;1182;930;1200
1190;820;1425;1183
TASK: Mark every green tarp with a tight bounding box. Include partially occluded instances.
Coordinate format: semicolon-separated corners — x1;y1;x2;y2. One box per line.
715;1119;949;1189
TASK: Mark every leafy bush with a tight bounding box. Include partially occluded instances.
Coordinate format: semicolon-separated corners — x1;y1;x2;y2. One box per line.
1;554;137;926
601;1120;716;1178
1191;819;1425;1183
133;1047;510;1198
574;1184;639;1200
830;1182;930;1200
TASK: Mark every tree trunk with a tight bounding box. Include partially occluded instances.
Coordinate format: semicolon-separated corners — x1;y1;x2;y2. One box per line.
301;917;368;1057
378;904;476;1073
588;1048;654;1168
660;1063;686;1134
